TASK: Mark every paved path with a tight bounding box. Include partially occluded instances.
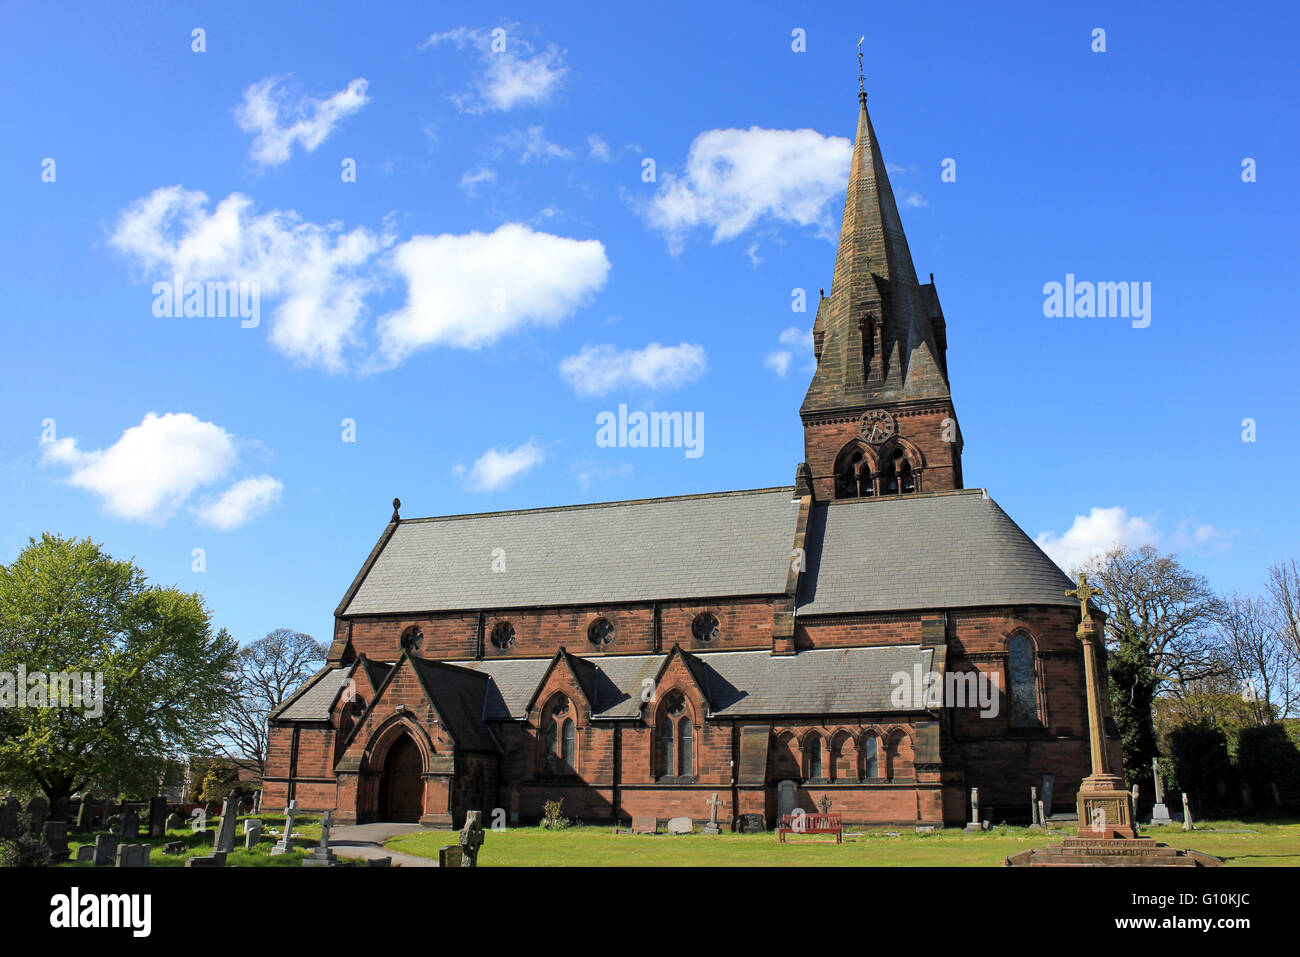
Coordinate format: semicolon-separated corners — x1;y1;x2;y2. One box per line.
329;822;442;868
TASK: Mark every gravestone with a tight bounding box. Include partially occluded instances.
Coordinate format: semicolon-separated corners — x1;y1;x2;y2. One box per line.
118;806;140;841
1029;786;1039;827
149;796;167;838
1039;775;1055;817
368;856;392;867
1182;792;1195;831
738;813;765;834
270;800;298;855
0;794;19;839
631;815;657;834
165;812;183;832
164;841;186;854
703;793;722;835
964;787;982;833
439;845;463;867
244;819;263;850
252;792;262;814
44;821;70;862
777;780;797;820
459;810;485;867
666;816;693;835
76;794;95;830
1150;756;1172;824
214;797;238;854
75;844;95;863
301;810;337;866
92;833;119;866
1037;800;1047;830
27;795;49;834
185;851;226;867
914;825;935;834
116;843;150;867
1240;782;1254;813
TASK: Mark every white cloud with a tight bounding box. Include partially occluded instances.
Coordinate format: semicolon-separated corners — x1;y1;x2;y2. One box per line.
645;127;852;251
193;475;283;530
765;326;813;376
1034;507;1162;572
575;461;633;491
558;342;708;396
764;351;792;376
588;134;611;161
376;223;609;364
235;76;370;167
40;412;278;528
461;441;544;491
746;242;762;267
110;186;384;372
501;126;572;163
902;191;928;209
112;190;607;373
459;166;497;195
427;27;567;112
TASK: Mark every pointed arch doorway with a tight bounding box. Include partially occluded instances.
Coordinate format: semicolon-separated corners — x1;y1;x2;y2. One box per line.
378;733;424;823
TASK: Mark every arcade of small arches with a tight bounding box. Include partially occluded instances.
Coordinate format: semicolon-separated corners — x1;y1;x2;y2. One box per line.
833;437;925;499
771;726;916;783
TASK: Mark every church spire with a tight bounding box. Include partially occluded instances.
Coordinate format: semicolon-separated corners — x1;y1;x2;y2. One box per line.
802;80;947;415
798;68;962;500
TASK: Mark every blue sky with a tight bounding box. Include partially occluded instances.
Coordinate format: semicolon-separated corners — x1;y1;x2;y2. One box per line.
2;1;1297;647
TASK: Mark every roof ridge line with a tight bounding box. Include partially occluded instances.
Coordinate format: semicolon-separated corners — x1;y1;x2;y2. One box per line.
394;485;797;525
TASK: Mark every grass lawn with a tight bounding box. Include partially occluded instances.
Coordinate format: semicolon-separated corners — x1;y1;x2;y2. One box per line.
386;819;1300;867
63;814;325;867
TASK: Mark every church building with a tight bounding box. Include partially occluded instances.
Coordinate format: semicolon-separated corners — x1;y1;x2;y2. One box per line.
263;87;1122;830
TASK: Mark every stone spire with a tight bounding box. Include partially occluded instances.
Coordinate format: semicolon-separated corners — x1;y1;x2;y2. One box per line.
801;90;950;415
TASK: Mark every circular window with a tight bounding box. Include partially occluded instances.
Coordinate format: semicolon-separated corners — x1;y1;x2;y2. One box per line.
400;627;424;652
692;613;720;643
490;621;516;649
588;617;615;648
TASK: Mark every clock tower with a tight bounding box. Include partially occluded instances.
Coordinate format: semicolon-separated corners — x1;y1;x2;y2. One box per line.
798;88;963;500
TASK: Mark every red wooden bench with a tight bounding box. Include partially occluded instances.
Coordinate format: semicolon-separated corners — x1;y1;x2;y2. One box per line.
777;812;843;844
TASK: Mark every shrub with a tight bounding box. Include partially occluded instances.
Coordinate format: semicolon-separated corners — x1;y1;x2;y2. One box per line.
0;811;52;868
541;799;570;830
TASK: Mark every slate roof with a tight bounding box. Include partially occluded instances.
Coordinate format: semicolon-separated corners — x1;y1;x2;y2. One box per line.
796;490;1077;616
272;664;355;721
409;658;500;753
460;645;935;719
343;487;801;615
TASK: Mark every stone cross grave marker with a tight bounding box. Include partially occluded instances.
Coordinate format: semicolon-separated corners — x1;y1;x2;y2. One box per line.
703;793;722;835
459;810;484;866
270;800;298;856
302;810;337;866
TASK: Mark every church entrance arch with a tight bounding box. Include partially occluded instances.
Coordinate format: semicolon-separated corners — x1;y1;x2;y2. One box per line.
378;732;424;823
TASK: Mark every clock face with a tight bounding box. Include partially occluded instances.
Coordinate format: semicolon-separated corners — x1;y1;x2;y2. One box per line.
857;409;895;444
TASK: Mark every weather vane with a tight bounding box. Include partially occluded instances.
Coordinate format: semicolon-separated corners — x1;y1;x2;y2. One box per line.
857;35;865;96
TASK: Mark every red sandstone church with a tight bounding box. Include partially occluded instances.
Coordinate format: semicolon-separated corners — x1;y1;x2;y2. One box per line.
263;89;1123;830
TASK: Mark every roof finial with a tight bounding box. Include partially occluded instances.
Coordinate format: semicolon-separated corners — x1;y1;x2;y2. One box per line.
392;497;401;521
857;35;866;101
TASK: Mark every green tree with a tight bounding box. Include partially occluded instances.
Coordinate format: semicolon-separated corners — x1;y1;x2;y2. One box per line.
0;534;238;807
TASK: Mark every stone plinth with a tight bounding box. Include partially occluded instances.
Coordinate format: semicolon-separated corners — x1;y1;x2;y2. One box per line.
1006;837;1221;867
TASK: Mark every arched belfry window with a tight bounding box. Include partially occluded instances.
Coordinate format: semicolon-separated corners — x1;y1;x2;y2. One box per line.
881;449;916;495
1008;634;1043;728
835;445;874;499
657;692;694;780
543;694;576;773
